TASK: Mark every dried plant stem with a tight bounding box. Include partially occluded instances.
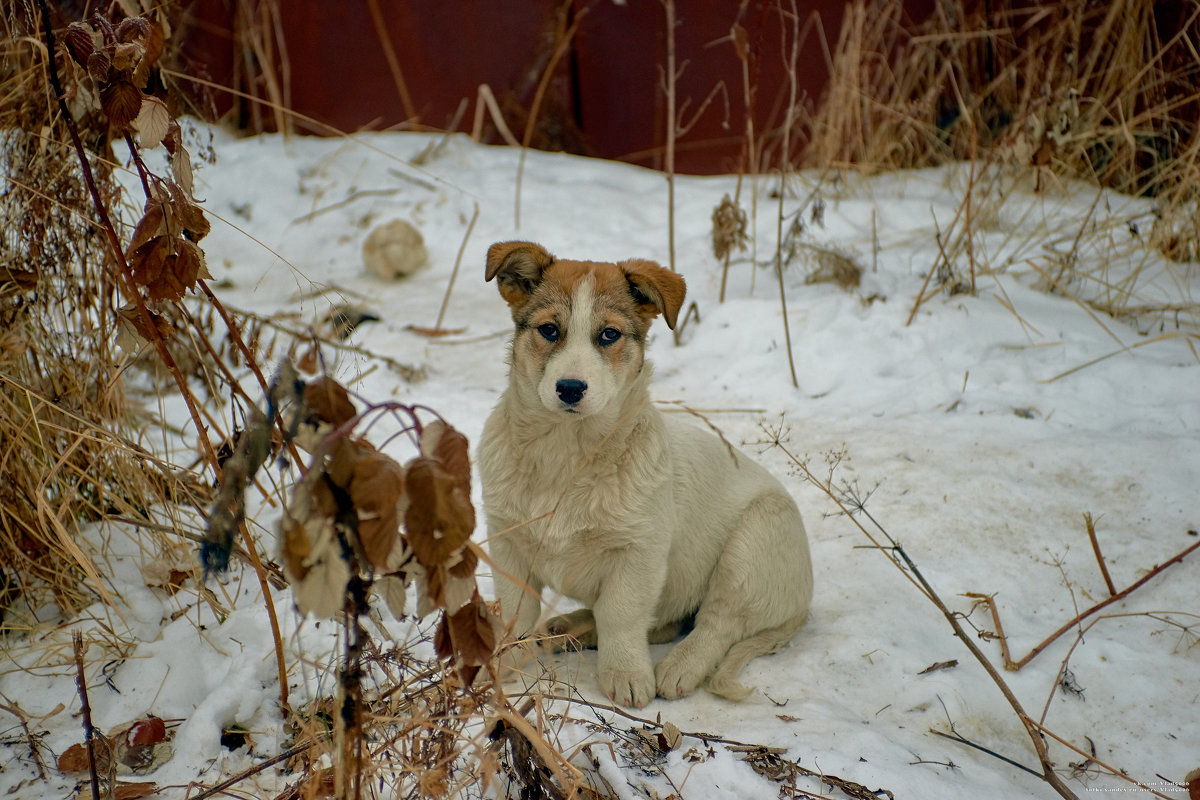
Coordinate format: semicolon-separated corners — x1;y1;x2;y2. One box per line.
189;739;327;800
365;0;417;123
514;2;588;229
1082;512;1116;596
471;84;521;146
661;0;678;273
435;202;480;330
72;633;101;800
774;1;801;389
969;537;1200;672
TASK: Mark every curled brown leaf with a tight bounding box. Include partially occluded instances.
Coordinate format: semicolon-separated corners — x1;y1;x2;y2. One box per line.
304;377;357;429
404;456;474;569
348;450;406;571
100;79;143;130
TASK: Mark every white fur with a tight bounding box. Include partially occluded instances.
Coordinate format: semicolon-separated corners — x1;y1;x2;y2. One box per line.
479;245;813;707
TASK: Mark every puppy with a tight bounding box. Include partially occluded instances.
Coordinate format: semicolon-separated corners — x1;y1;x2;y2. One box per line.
478;241;813;707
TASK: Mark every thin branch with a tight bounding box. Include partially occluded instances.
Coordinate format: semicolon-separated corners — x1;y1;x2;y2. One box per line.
72;633;101;800
1083;512;1117;596
435;202;480;331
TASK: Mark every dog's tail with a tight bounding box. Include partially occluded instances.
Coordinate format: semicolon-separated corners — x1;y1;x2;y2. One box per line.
706;613;808;701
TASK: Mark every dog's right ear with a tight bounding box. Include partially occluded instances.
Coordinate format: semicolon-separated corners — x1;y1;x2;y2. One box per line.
485;241;555;308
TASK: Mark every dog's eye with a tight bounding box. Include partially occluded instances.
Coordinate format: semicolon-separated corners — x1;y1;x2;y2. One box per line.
598;327;622;346
537;323;560;342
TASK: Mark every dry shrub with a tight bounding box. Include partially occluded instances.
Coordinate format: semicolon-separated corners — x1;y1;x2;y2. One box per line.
0;5;205;620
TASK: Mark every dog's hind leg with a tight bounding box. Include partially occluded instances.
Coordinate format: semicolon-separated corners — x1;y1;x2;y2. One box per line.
705;614;806;699
655;494;811;700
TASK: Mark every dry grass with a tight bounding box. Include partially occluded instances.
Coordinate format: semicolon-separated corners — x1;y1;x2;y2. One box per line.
793;0;1200;331
0;8;204;621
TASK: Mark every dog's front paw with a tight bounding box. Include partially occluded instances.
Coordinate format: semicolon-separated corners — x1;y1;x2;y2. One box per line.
544;608;598;651
654;650;706;700
598;665;656;708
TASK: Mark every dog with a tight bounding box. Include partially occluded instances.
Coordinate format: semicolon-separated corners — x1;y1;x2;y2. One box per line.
477;241;813;708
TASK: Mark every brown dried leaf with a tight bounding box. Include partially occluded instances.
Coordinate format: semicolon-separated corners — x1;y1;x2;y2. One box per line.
87;49;112;84
137;19;166;78
63;23;95;67
175;239;210;287
101;79;143;130
56;741;92;772
170;145;194;196
116;17;151;43
304;377;357;429
296;344;320;374
133;96;170;148
376;574;409;619
404;456;474;569
323;436;369;489
166;181;211;241
113;782;159;800
420;420;471;496
126;201;166;255
435;593;496;665
657;721;682;751
282;510;350;619
144;251;189;302
117;304;174;342
111;42;144;72
348;450;406;570
425;551;477;612
280;514;312;584
123;717;167;747
110;717;173;774
129;235;169;293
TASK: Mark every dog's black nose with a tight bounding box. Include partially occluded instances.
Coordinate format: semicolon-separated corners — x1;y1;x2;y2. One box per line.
555;378;587;405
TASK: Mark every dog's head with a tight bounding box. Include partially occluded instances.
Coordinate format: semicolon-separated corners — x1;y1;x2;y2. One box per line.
486;241;685;418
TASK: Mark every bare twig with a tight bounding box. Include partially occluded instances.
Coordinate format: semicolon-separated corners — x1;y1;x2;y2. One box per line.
72;633;101;800
365;0;417;123
435;202;480;331
774;0;802;389
1083;513;1117;596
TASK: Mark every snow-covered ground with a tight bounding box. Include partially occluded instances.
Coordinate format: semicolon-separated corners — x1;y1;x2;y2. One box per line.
2;125;1197;799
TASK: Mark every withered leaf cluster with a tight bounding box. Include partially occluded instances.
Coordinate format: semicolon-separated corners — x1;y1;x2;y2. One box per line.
711;193;748;262
62;12;208;308
124;181;212;303
280;377;497;674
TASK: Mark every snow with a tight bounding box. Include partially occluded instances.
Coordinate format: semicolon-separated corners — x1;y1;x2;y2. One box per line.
2;124;1197;800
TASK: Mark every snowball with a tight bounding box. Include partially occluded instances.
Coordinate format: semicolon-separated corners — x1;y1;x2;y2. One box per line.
362;218;429;280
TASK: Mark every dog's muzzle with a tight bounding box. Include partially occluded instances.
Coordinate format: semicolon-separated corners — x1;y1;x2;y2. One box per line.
555;378;587;407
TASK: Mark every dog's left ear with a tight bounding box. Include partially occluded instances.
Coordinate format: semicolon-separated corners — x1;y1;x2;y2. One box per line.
620;259;686;330
486;241;555;308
